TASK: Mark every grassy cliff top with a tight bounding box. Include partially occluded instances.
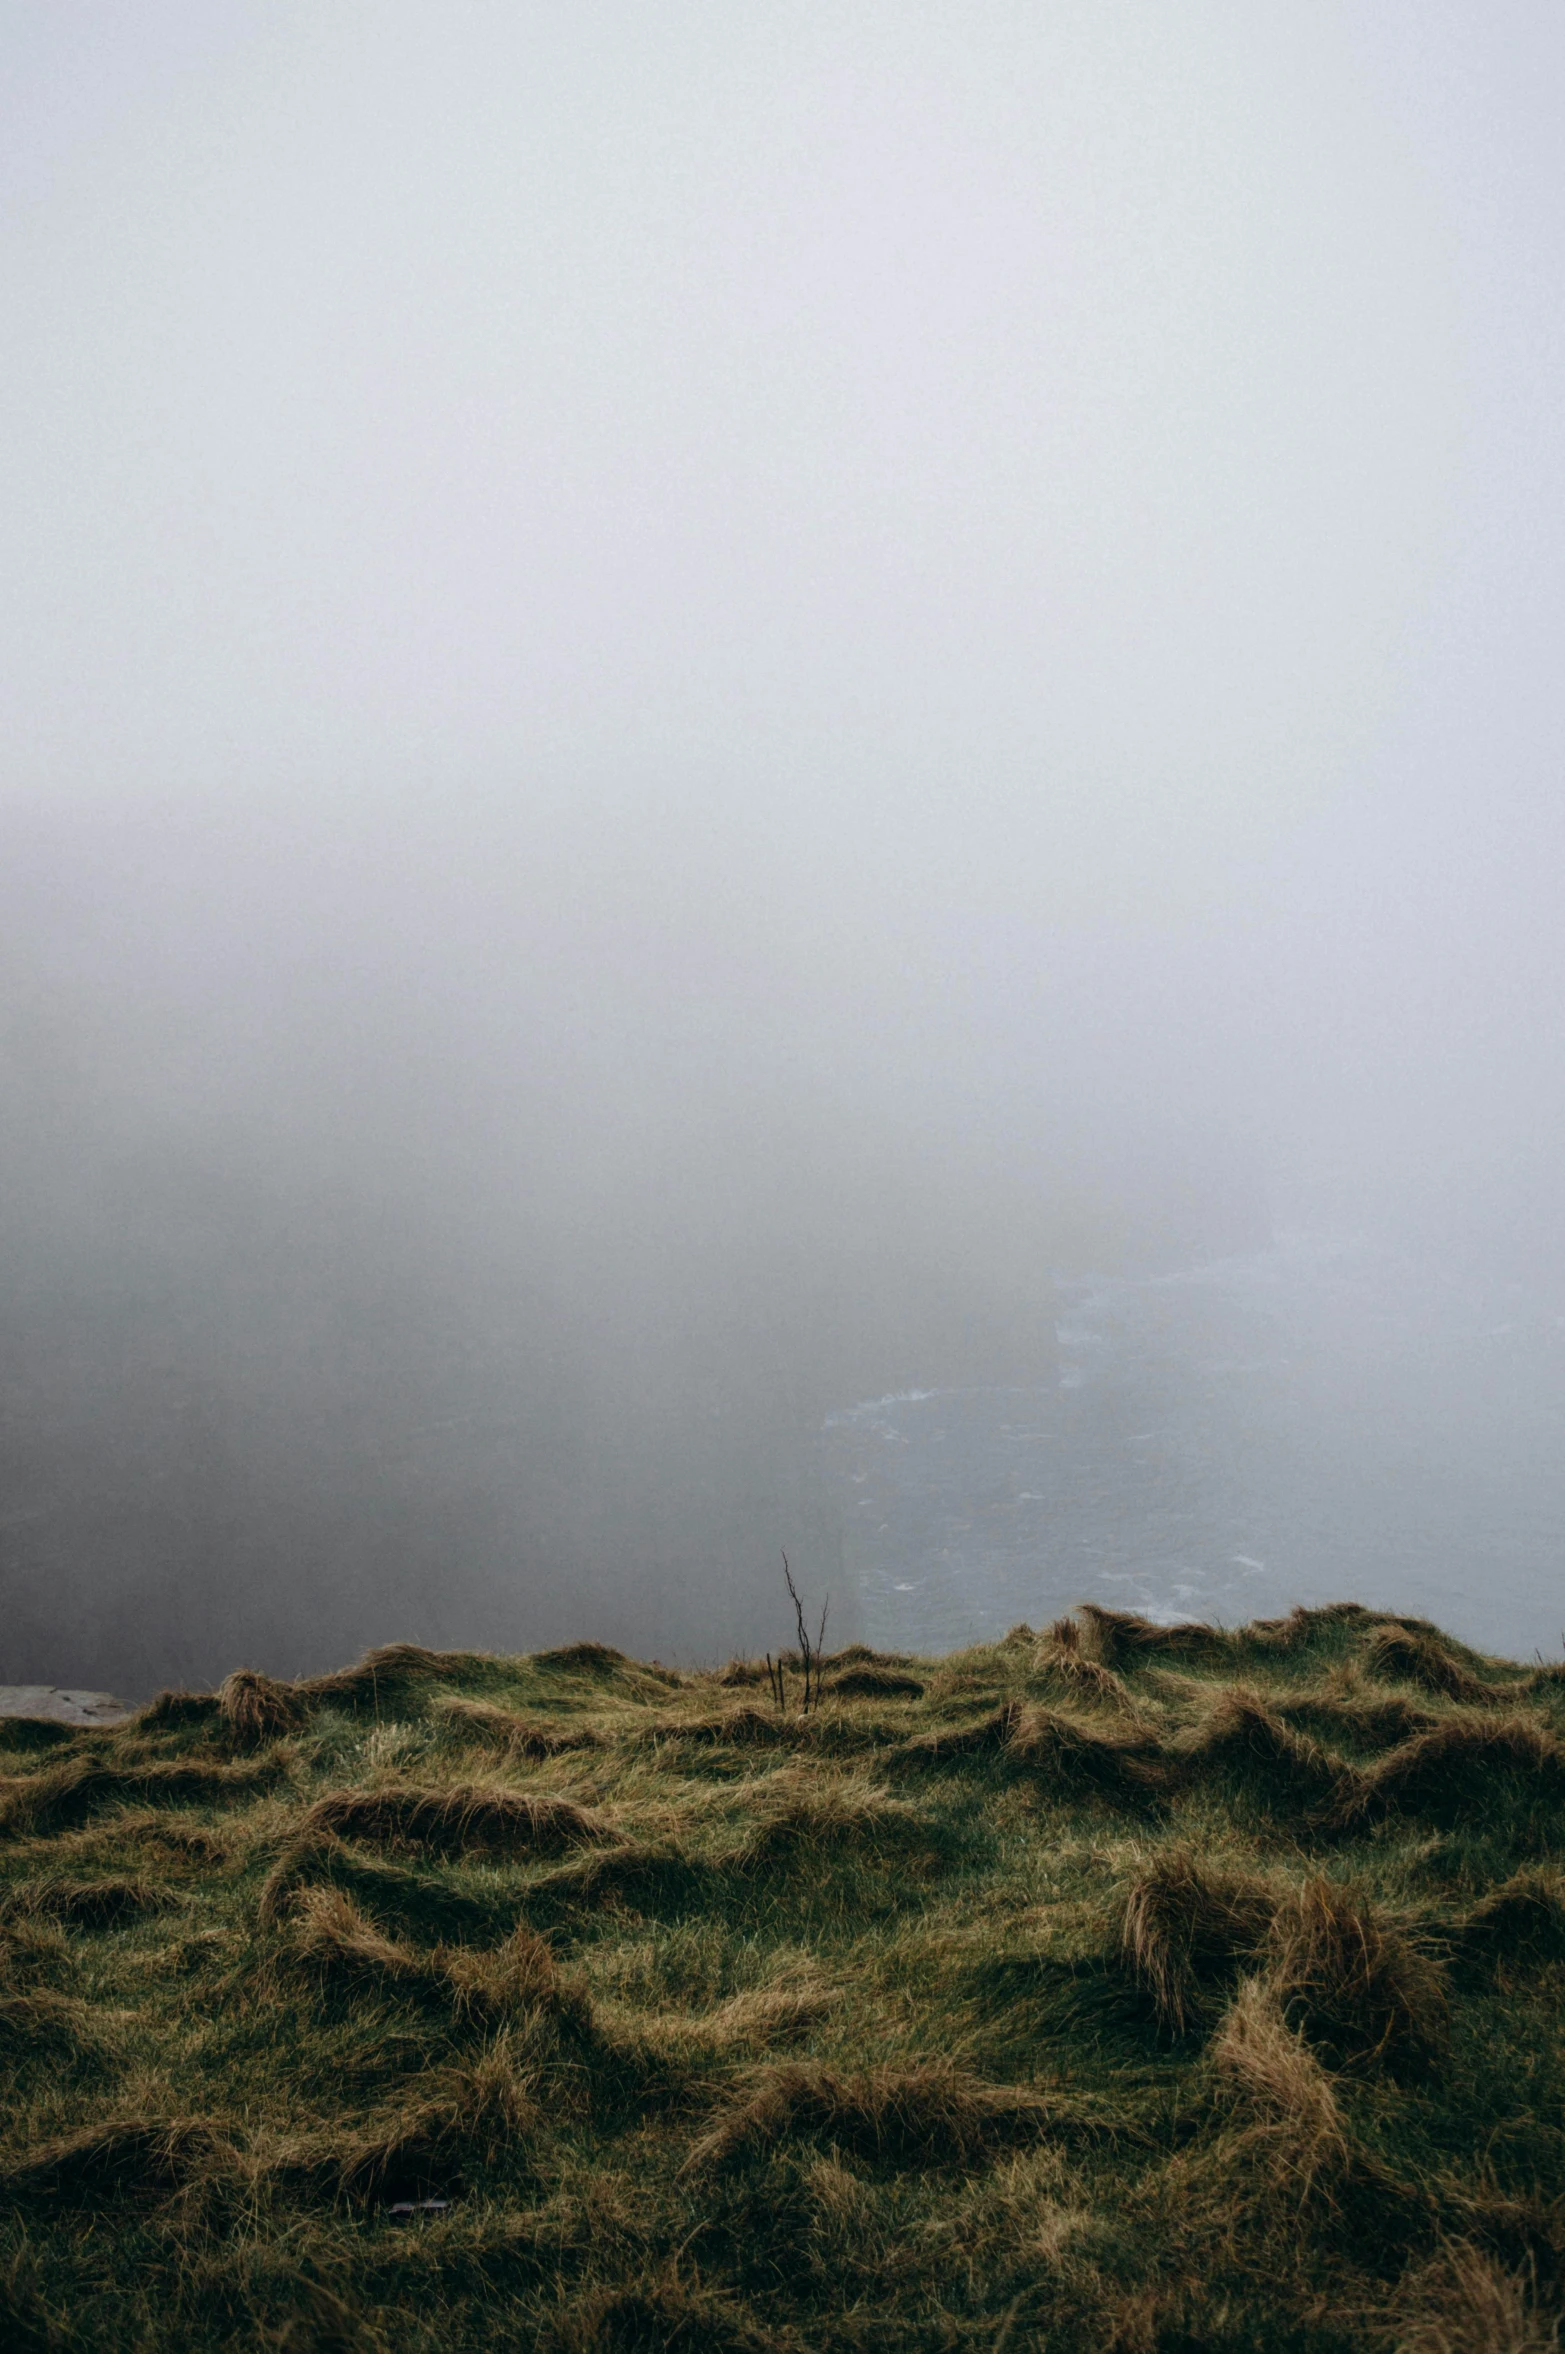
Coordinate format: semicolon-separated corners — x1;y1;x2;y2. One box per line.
3;1603;1565;2351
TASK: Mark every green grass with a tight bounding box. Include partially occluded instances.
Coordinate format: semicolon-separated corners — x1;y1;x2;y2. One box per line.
2;1604;1564;2350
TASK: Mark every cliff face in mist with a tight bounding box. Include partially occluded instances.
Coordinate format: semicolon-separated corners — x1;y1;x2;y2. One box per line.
0;805;1272;1693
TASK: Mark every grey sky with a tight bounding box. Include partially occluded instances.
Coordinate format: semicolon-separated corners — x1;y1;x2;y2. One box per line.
1;8;1477;861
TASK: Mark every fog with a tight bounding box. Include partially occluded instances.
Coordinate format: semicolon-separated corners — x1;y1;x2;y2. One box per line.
4;5;1565;1690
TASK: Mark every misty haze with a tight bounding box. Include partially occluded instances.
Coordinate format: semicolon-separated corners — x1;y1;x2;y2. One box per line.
5;5;1565;1697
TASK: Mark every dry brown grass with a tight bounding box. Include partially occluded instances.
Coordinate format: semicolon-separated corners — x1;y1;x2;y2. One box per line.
1070;1605;1232;1670
215;1668;306;1747
0;1752;279;1837
1167;1687;1354;1816
274;2044;543;2201
1458;1868;1565;1978
1208;1976;1349;2203
729;1772;942;1873
1366;1624;1516;1708
300;1783;618;1858
825;1666;926;1699
1394;2241;1562;2352
602;1978;837;2068
286;1885;429;1988
12;1874;179;1929
439;1925;586;2029
681;2061;1060;2173
1005;1705;1162;1805
283;1886;589;2033
1267;1877;1449;2074
1330;1715;1565;1831
1032;1645;1145;1712
1;2116;238;2206
1120;1849;1276;2032
434;1697;605;1760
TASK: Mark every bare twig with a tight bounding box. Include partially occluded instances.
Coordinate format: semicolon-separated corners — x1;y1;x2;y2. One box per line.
781;1554;830;1715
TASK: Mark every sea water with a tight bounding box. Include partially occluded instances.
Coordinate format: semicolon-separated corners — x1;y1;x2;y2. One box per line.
823;1233;1565;1662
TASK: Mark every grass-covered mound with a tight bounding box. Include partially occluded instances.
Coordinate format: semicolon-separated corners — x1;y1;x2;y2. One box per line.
3;1606;1565;2350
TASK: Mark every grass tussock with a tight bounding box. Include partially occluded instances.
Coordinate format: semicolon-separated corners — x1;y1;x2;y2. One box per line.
901;1699;1021;1760
1366;1623;1518;1708
1120;1848;1276;2032
300;1783;618;1858
729;1773;944;1874
1;2116;237;2206
1068;1604;1233;1670
1005;1704;1162;1806
1266;1878;1449;2074
1274;1675;1438;1752
1032;1642;1144;1712
1457;1868;1565;1978
12;1873;179;1929
1208;1976;1350;2201
1394;2241;1562;2353
1330;1713;1565;1831
1167;1687;1354;1816
134;1689;222;1733
293;1643;501;1716
433;1697;605;1760
215;1668;306;1746
276;2044;543;2201
824;1665;925;1698
0;1751;278;1837
530;1642;629;1675
682;2061;1058;2173
4;1604;1565;2349
282;1885;589;2035
0;1988;103;2056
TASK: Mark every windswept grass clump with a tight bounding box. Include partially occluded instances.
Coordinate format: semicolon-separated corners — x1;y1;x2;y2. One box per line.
280;1888;586;2035
295;1642;506;1715
1065;1603;1233;1671
433;1697;604;1761
1165;1687;1352;1818
1330;1713;1565;1832
1457;1867;1565;1979
1207;1976;1351;2204
13;1874;179;1930
0;1751;280;1838
300;1782;617;1858
1365;1622;1522;1708
2;2115;236;2207
215;1668;306;1747
1120;1848;1275;2032
682;2061;1060;2173
2;1605;1563;2349
1266;1877;1449;2075
824;1665;926;1699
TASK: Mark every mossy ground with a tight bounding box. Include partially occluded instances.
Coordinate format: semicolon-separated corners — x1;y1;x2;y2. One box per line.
2;1606;1564;2351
